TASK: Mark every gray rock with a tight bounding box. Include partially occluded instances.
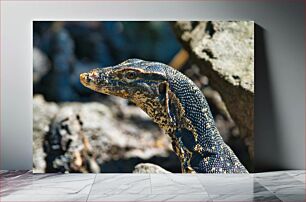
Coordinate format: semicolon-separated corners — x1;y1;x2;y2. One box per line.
133;163;171;174
43;103;100;173
34;95;177;173
173;21;254;157
33;95;59;173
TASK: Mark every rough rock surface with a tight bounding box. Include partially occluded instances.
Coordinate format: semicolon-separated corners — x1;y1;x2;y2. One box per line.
133;163;171;174
33;95;59;173
173;21;254;157
33;95;181;173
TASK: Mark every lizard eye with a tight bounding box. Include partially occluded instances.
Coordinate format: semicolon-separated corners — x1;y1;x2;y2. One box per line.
126;71;137;80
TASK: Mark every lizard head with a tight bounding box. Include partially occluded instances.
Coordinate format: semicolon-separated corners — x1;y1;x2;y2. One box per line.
80;59;174;127
80;59;168;100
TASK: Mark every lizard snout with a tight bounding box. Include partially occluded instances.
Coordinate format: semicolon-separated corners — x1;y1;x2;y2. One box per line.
80;73;90;84
80;71;100;84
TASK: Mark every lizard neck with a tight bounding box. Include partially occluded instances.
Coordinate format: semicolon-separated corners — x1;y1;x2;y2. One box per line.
162;68;248;173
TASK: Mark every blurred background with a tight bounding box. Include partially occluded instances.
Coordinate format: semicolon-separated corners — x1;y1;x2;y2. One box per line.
33;21;253;173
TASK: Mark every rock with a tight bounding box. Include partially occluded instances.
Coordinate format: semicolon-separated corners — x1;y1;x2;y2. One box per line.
33;95;59;173
34;95;180;173
173;21;254;157
43;104;100;173
133;163;171;174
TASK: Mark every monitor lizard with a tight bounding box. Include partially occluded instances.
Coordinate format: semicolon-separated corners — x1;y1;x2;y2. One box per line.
80;58;248;173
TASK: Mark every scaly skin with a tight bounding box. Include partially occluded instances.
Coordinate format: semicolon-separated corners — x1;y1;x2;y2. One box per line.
80;59;248;173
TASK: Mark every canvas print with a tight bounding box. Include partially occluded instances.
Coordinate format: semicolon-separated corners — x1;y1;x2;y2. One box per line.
33;21;254;173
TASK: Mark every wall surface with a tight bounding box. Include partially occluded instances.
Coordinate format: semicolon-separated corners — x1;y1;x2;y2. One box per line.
1;0;305;171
